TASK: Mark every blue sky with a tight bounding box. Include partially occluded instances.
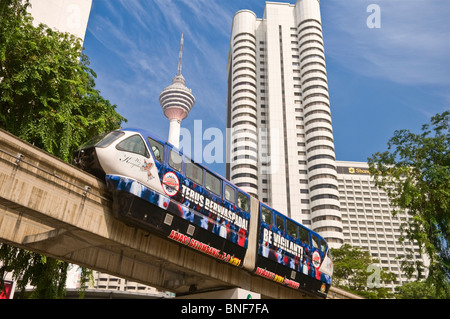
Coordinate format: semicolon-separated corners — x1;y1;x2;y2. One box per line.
83;0;450;176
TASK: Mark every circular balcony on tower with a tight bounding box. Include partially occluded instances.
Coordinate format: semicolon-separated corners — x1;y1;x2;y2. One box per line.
159;74;195;122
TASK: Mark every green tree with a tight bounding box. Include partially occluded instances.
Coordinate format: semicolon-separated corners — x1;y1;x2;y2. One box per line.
368;111;449;297
0;0;126;162
332;244;396;299
0;246;68;299
0;0;126;298
395;280;450;299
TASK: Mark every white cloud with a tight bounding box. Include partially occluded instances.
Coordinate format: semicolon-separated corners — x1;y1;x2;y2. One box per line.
323;0;450;86
177;0;233;37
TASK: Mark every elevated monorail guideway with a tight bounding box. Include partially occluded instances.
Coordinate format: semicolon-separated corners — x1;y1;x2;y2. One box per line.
0;128;326;299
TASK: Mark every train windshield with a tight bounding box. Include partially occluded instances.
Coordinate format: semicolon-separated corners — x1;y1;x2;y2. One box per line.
97;131;125;148
81;131;125;149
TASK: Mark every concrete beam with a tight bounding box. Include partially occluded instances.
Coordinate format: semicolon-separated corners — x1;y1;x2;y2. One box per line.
22;228;68;245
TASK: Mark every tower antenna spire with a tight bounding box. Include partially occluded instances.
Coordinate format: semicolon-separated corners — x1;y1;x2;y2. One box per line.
177;33;184;76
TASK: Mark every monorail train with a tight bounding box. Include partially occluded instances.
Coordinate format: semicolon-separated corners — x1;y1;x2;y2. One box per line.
73;128;333;297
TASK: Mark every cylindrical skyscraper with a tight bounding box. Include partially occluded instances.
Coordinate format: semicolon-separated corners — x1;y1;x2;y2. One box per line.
226;10;259;198
226;0;344;248
159;34;195;149
296;0;343;247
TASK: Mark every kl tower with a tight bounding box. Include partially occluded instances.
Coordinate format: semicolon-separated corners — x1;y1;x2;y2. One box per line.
159;34;195;148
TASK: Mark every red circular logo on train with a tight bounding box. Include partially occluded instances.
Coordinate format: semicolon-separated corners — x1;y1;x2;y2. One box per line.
312;251;321;269
162;172;179;197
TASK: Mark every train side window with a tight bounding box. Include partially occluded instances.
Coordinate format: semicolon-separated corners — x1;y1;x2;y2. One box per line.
168;150;182;172
185;159;203;185
116;135;149;158
287;220;298;239
205;171;221;196
299;226;310;245
147;137;164;162
237;191;249;212
320;239;327;253
275;214;285;232
224;184;235;203
311;234;320;249
261;205;272;224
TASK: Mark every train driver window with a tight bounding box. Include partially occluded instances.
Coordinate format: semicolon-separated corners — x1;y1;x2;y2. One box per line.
275;214;285;232
224;184;235;203
205;171;221;196
287;219;298;239
237;192;249;212
148;137;164;162
298;226;310;245
116;135;149;158
168;150;182;172
261;206;272;224
186;159;203;185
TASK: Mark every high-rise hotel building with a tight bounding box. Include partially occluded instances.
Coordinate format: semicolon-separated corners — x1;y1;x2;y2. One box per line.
337;161;426;290
226;0;344;248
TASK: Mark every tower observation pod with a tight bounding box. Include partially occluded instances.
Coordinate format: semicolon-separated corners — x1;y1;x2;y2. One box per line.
159;33;195;149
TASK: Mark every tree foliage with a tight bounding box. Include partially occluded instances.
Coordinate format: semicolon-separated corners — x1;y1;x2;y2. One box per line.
395;280;450;299
0;246;68;299
368;111;450;296
0;0;126;162
0;0;126;298
331;244;396;299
